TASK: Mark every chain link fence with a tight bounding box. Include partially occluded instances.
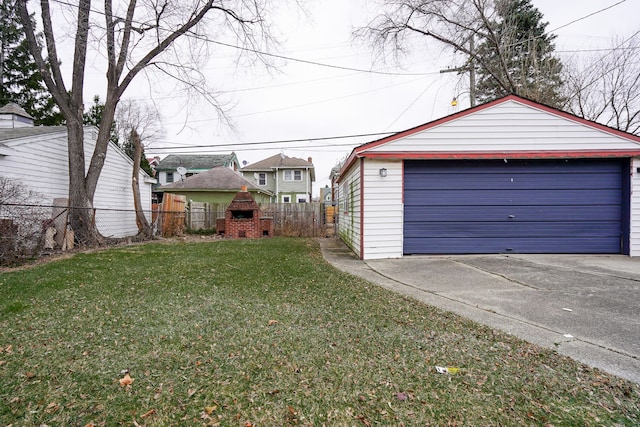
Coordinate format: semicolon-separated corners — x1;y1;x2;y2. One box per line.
1;201;333;266
0;203;185;266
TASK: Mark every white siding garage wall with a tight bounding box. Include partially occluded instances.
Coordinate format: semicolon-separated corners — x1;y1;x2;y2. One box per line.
630;157;640;256
1;127;154;238
337;161;362;258
362;160;403;259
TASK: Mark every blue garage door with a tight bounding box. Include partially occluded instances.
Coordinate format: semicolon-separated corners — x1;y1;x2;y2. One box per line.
404;159;629;254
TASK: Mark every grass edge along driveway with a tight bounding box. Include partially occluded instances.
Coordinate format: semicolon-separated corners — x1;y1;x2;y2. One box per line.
0;237;638;426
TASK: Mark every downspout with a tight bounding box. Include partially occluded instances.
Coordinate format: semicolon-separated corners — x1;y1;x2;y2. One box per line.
307;168;311;201
274;167;279;202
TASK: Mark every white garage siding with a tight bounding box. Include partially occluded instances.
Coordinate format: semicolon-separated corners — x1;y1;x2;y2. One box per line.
630;158;640;256
1;129;70;197
0;127;154;238
337;160;362;258
362;161;403;259
365;99;640;154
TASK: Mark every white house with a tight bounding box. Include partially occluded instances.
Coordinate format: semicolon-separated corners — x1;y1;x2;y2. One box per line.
0;103;156;239
335;95;640;260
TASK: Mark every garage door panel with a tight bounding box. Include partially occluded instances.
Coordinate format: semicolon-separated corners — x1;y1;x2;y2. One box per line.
404;221;621;238
403;159;627;254
404;237;621;254
404;205;622;222
405;173;622;191
405;160;623;175
405;189;620;206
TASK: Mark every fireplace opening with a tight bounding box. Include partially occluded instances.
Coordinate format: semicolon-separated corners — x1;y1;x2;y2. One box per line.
231;210;254;219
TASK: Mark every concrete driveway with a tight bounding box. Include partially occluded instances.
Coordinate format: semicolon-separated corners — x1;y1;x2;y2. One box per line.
319;238;640;384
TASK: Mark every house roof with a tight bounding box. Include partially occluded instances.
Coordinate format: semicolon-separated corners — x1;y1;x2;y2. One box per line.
242;153;314;170
0;125;66;142
0;102;33;119
241;153;315;181
0;126;67;156
156;153;238;171
337;94;640;181
159;166;272;195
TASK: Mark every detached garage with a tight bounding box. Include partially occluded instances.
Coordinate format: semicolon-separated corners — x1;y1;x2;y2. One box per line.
335;95;640;260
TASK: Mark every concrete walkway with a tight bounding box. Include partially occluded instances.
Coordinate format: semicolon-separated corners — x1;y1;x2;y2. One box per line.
318;238;640;384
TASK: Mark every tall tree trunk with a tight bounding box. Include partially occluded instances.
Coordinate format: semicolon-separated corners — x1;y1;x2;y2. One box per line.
67;117;102;246
130;129;152;237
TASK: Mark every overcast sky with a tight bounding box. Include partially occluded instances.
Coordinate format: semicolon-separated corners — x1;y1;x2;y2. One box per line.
86;0;639;196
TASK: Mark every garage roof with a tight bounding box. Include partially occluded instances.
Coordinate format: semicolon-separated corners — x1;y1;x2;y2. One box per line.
338;95;640;180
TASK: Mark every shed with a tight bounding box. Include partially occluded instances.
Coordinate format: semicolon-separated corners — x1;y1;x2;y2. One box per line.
0;104;156;239
336;95;640;260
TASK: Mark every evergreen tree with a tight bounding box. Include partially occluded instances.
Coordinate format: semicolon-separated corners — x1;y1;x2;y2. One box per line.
475;0;564;107
0;0;62;125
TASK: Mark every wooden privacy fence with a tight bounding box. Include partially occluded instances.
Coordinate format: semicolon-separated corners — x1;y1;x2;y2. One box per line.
155;193;186;237
183;201;324;237
262;203;322;237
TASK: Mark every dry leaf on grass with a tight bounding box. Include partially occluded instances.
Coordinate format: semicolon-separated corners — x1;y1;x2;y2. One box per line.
141;409;156;418
119;373;134;387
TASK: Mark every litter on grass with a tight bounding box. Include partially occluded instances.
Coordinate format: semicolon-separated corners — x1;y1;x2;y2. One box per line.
435;366;460;375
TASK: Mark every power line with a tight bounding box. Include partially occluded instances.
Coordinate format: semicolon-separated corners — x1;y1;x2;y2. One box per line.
48;0;436;77
549;0;627;33
188;34;437;77
147;131;397;152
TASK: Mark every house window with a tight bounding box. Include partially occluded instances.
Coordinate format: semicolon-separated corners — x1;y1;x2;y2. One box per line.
257;172;267;186
283;170;302;181
297;194;308;203
166;172;174;183
282;195;291;203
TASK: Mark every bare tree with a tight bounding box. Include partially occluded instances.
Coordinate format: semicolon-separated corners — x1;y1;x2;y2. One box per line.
116;99;164;237
357;0;564;107
562;33;640;135
16;0;277;246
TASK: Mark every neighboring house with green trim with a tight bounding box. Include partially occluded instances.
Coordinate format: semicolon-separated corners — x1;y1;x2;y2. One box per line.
240;153;315;203
155;153;240;187
158;166;273;204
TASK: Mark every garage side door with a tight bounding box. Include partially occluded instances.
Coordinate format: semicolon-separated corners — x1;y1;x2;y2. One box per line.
404;159;628;254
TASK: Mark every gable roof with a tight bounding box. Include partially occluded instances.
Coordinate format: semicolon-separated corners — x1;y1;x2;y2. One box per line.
338;94;640;179
0;103;33;118
159;166;272;195
241;153;314;170
156;153;238;171
241;153;315;181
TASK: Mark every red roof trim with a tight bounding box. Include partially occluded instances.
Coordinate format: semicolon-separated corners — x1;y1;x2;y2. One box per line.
361;150;640;160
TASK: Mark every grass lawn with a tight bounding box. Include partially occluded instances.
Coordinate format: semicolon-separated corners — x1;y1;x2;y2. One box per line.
0;238;638;426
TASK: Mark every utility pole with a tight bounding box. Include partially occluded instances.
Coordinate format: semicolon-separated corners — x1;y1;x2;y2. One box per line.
440;36;476;107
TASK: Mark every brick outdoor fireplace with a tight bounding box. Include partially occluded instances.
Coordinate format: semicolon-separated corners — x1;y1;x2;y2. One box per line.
217;186;273;238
